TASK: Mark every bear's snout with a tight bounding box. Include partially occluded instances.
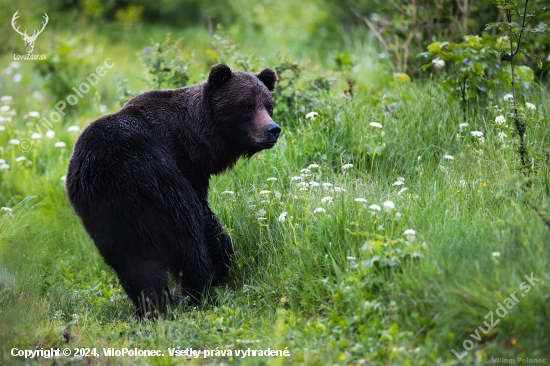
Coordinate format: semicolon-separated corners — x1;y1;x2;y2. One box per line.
266;123;281;141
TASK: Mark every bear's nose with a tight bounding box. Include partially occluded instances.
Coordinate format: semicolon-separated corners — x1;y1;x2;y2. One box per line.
267;123;281;139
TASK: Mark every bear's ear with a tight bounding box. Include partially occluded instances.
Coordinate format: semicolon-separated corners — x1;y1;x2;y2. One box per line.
256;68;277;91
208;64;232;87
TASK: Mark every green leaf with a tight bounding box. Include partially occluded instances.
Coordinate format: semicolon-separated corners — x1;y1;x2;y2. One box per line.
520;49;543;69
516;65;534;83
473;63;485;76
427;43;440;52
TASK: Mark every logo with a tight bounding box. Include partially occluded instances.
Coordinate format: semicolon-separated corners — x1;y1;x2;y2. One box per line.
11;10;48;60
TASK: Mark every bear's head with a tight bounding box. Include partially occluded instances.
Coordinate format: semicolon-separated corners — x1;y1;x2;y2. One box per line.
206;64;280;159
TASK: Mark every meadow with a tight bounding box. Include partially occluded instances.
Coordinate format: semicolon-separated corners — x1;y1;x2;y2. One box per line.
1;1;550;365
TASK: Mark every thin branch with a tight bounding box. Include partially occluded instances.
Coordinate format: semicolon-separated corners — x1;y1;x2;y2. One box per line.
522;0;529;27
523;6;550;29
351;7;388;50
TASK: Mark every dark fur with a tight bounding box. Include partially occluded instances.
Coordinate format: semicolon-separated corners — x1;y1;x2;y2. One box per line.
66;64;279;318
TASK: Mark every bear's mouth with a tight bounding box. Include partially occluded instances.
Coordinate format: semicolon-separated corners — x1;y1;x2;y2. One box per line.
260;141;277;149
258;141;277;149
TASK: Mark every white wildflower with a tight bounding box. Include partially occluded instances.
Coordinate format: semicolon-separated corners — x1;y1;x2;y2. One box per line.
13;74;22;83
354;198;367;203
492;252;500;257
305;112;318;119
278;212;288;222
31;133;41;139
1;96;13;102
99;105;107;113
0;164;9;170
259;190;271;195
266;177;278;181
397;187;408;196
525;102;536;110
28;111;40;118
15;156;26;162
301;168;311;174
321;196;333;204
433;59;445;67
471;131;483;137
54;142;66;147
0;106;10;112
67;126;80;132
397;177;405;182
403;229;416;235
61;175;67;181
392;181;404;186
334;187;345;193
322;182;332;187
342;163;353;170
369;204;381;211
10;61;20;69
313;207;326;213
503;94;513;101
444;155;454;160
308;164;319;169
382;201;395;211
221;191;234;195
369;122;383;128
346;256;356;260
8;139;20;145
459;180;467;188
291;176;303;181
495;115;506;125
498;132;507;141
274;191;282;198
459;123;468;128
309;181;320;187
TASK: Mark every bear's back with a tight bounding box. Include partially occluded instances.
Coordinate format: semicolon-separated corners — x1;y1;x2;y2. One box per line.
66;106;174;202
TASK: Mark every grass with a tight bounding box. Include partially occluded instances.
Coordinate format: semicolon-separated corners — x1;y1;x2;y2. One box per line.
0;25;549;366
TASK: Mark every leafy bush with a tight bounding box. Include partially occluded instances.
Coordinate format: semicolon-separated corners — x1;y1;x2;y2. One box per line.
116;34;194;104
272;56;337;122
35;37;93;105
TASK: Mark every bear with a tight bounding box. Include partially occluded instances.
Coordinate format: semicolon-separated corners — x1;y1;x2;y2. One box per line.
66;64;280;318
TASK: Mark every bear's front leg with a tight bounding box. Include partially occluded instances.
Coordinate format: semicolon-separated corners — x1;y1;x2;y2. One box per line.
203;204;234;285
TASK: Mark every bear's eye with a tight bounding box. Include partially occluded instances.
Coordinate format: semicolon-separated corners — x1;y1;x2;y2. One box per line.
244;106;252;111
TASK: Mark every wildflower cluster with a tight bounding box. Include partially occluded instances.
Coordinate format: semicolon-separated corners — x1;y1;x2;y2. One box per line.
1;94;73;176
489;96;546;171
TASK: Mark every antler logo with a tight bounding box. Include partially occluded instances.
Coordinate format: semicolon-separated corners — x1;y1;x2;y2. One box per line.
11;11;49;54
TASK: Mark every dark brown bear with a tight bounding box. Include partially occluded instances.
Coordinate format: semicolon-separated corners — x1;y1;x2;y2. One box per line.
66;64;279;318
